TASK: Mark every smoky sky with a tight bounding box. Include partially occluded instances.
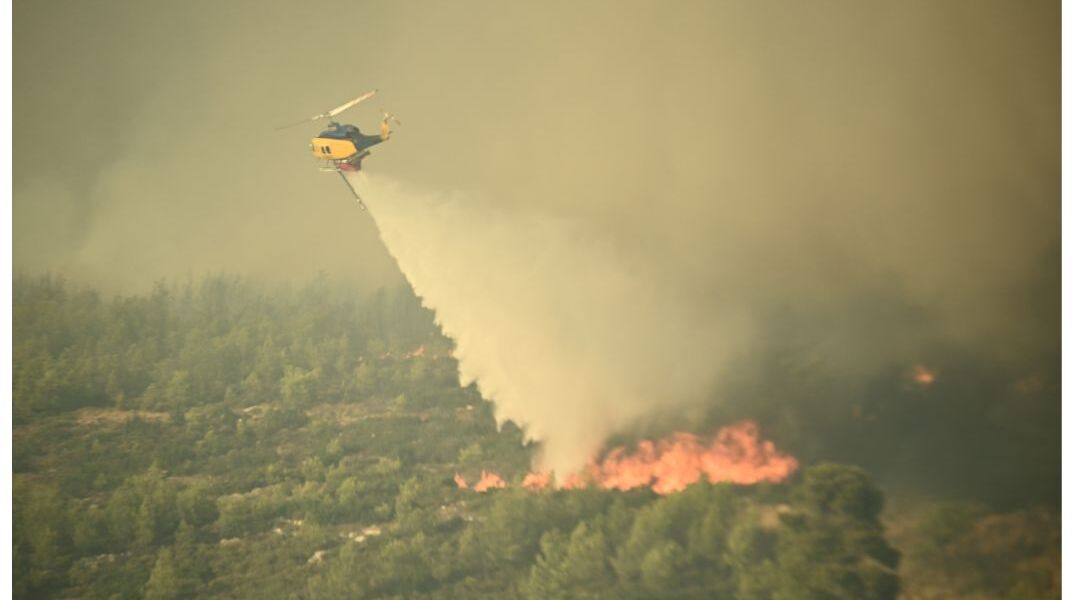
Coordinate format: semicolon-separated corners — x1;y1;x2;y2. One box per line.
14;1;1058;505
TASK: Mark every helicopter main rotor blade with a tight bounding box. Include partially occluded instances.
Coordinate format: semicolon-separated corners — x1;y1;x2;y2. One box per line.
275;89;379;131
314;89;378;121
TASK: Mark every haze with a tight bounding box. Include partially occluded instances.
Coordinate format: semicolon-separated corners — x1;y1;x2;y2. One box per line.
14;1;1058;498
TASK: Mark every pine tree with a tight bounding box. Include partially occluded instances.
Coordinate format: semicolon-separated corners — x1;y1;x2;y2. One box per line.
144;548;181;600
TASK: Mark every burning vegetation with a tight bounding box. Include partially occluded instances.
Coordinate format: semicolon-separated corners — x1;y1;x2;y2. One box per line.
456;421;797;494
13;276;1058;599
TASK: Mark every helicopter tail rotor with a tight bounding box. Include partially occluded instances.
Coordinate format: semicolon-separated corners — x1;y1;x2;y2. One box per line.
379;109;402;140
381;109;402;127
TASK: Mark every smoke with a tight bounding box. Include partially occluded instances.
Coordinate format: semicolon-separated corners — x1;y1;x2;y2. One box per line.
358;173;747;474
14;0;1058;504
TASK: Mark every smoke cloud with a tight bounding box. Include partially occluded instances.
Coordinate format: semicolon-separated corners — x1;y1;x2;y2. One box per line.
14;0;1057;503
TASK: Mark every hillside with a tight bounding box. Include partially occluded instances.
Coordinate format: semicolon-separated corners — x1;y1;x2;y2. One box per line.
11;275;1057;599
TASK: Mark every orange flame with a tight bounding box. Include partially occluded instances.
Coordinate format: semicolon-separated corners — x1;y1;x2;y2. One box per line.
453;473;469;489
472;469;506;492
912;364;937;385
560;472;588;490
456;421;797;495
521;471;551;490
590;421;798;494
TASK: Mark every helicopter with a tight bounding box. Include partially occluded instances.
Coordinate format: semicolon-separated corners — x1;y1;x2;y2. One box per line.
278;89;400;210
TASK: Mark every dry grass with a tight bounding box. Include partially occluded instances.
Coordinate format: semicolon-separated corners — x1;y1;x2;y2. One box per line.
74;408;170;427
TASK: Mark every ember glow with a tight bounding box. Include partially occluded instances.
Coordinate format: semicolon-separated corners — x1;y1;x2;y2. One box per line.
455;470;506;491
911;364;937;385
471;470;506;492
457;421;798;495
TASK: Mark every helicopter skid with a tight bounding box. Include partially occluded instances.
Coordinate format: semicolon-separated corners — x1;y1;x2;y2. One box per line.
323;161;365;173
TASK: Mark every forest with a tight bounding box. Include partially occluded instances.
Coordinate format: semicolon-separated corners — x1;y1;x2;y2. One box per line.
11;274;1059;599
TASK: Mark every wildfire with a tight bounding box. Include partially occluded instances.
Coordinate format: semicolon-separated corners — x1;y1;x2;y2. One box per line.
911;364;937;385
472;470;506;492
591;421;798;494
560;472;588;490
521;471;551;490
456;421;798;495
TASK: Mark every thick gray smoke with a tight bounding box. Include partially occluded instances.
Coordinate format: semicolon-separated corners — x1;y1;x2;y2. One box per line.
15;0;1057;502
358;174;746;474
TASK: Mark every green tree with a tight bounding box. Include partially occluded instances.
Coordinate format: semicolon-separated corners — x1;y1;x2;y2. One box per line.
613;501;674;583
144;547;195;600
130;466;180;547
71;503;109;555
163;370;193;413
523;522;614;600
769;464;900;600
353;361;378;396
726;516;779;600
280;365;321;408
522;529;570;600
639;540;686;594
793;463;885;524
177;485;220;528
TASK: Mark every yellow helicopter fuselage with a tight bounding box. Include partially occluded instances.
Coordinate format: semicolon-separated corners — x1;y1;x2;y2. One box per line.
310;137;358;161
310;121;392;175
